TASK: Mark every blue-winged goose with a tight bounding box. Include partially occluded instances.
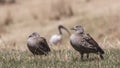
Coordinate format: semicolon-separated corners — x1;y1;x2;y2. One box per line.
70;25;104;60
49;25;70;45
27;32;51;56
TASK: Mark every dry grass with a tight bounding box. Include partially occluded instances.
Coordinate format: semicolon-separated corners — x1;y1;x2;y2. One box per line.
0;46;120;68
0;0;119;54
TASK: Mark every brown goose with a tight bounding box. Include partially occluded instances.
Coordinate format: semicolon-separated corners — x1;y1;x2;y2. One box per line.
70;25;104;60
27;32;51;56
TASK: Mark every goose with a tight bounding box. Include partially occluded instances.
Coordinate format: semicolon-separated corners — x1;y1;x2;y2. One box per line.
70;25;104;60
27;32;51;56
49;25;70;45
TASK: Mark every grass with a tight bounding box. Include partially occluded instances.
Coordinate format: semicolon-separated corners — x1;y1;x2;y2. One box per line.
0;49;120;68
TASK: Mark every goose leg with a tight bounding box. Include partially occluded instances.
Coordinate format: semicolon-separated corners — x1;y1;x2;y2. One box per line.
80;52;84;60
100;54;104;59
87;53;89;59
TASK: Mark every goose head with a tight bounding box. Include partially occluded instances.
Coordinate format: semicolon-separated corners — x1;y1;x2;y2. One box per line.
29;32;40;38
71;25;84;34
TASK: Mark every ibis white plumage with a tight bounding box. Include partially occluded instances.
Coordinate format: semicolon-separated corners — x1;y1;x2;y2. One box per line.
49;25;70;45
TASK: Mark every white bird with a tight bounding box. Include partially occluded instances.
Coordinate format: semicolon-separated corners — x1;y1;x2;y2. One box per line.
49;25;70;45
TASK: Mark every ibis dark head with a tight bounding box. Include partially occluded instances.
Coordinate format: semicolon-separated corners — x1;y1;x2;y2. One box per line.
29;32;40;38
71;25;84;34
58;25;70;35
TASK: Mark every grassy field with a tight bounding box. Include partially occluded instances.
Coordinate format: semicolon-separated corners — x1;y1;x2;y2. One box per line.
0;48;120;68
0;0;120;68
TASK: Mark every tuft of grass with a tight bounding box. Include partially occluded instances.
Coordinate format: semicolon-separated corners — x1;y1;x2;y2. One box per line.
0;49;120;68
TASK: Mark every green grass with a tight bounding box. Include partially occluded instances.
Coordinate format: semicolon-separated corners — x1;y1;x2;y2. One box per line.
0;49;120;68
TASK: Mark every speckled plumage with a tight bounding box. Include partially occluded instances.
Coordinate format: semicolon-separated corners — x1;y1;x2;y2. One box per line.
70;25;104;60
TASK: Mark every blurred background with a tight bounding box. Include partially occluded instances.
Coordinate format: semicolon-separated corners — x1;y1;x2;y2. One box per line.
0;0;120;51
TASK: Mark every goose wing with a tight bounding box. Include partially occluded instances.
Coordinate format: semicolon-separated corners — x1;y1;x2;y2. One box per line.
83;34;99;47
38;37;51;52
83;34;104;54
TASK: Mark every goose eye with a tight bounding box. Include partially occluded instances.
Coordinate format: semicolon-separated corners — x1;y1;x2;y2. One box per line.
76;26;79;28
76;26;81;28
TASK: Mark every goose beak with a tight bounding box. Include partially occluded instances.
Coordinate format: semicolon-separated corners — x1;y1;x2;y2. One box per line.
70;28;75;30
29;35;32;38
